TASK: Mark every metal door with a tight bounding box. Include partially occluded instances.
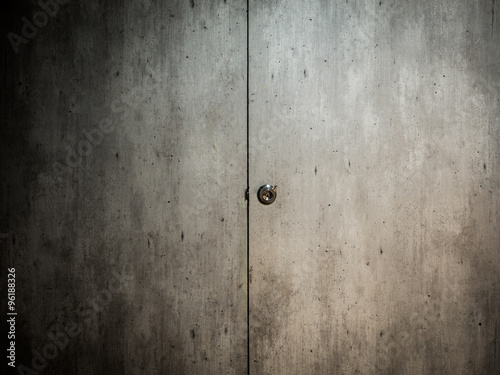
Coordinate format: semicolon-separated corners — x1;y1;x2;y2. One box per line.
1;1;247;374
2;1;500;374
249;1;500;374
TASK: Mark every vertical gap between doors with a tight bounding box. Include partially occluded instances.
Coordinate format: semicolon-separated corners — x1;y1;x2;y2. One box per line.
246;0;250;374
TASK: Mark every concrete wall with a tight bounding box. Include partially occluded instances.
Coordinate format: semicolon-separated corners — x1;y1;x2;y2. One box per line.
249;1;500;374
1;0;499;374
1;1;247;374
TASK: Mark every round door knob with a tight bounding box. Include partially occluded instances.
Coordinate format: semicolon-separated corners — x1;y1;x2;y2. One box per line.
257;184;277;205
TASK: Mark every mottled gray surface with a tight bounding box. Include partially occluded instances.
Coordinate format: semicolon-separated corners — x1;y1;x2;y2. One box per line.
249;0;500;374
1;1;247;374
1;0;499;374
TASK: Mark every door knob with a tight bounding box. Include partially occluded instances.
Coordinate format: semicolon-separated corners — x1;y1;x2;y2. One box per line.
257;184;277;205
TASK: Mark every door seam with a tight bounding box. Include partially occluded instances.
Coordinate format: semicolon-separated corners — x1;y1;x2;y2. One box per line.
246;0;250;374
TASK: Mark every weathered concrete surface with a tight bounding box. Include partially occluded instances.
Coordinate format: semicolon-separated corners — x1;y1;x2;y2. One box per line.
249;0;500;374
1;1;247;374
2;0;500;374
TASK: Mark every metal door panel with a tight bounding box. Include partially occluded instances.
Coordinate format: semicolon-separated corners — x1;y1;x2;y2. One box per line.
1;1;247;374
249;1;500;374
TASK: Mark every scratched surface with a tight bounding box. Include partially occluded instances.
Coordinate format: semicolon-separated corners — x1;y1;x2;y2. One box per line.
249;0;500;374
2;0;500;374
1;1;247;374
